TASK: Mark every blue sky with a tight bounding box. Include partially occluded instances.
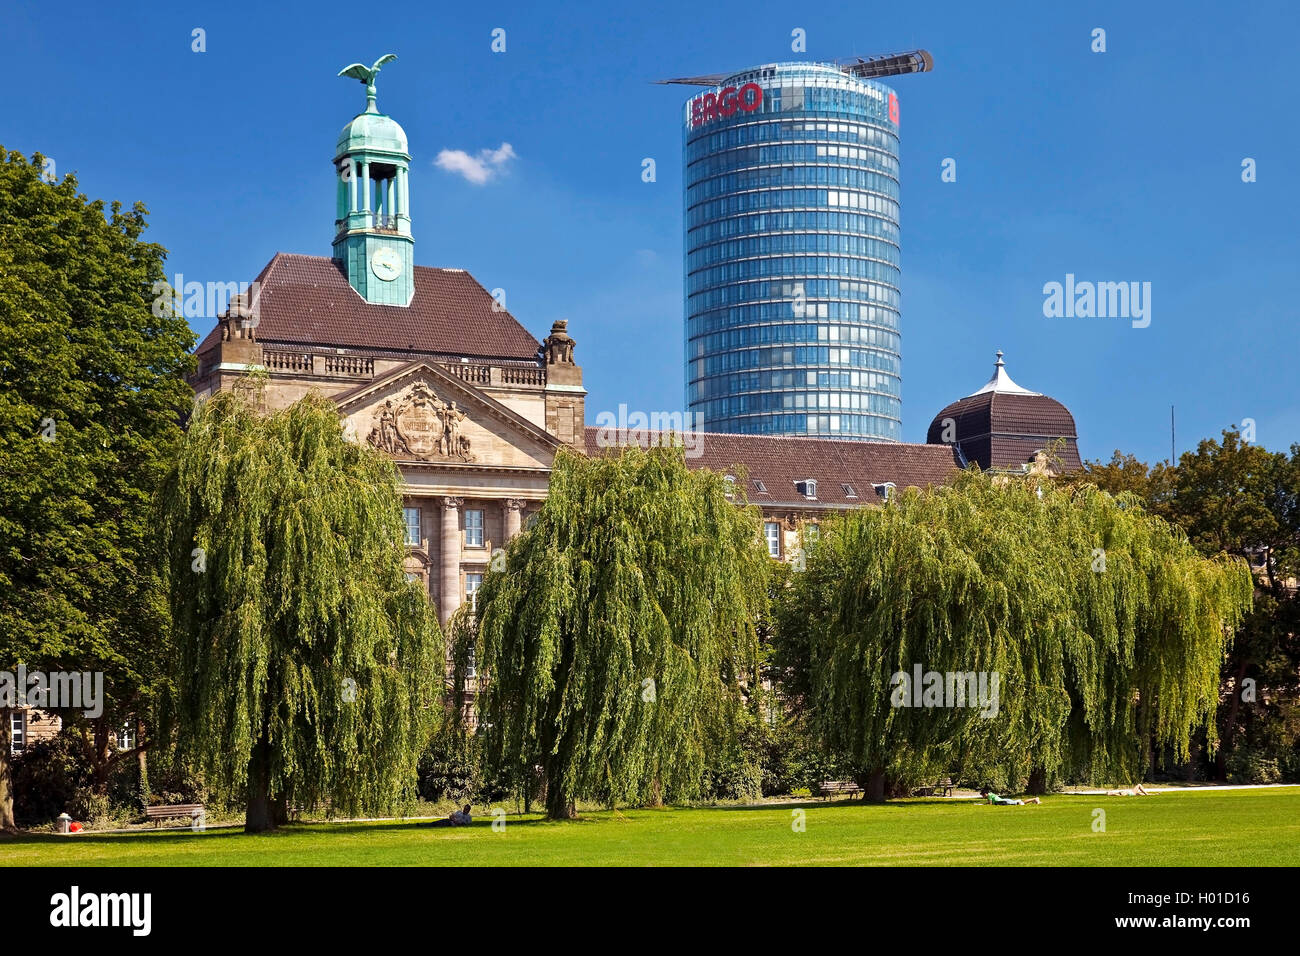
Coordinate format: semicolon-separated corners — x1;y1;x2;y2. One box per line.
6;0;1297;464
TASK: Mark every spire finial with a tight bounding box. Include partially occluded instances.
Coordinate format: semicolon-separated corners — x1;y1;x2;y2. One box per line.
338;53;398;114
995;349;1005;368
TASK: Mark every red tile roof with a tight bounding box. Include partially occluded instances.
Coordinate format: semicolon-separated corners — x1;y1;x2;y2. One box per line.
584;427;962;506
195;253;541;361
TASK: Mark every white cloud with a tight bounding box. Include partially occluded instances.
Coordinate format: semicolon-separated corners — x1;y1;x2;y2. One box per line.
434;142;517;185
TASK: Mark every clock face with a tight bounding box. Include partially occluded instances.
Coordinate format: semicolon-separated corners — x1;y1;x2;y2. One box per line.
370;247;402;282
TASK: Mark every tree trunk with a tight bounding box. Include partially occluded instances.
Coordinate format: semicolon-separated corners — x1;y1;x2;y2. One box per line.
246;737;279;833
646;775;663;808
864;769;887;803
0;709;15;832
1027;767;1048;795
545;791;576;820
1215;658;1249;781
92;719;111;795
544;762;576;819
136;717;149;805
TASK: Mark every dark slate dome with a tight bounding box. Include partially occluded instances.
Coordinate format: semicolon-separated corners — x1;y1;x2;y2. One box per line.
927;351;1081;473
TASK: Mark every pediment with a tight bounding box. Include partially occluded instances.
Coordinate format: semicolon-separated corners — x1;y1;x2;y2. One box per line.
335;361;560;470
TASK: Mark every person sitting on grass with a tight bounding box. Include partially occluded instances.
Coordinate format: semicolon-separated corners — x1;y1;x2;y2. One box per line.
429;804;473;828
1106;783;1152;796
979;788;1040;806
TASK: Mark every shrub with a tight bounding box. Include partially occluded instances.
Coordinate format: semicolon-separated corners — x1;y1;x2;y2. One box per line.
1227;751;1282;785
11;734;92;826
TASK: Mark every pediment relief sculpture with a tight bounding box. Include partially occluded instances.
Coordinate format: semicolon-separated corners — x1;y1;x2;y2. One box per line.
366;381;475;462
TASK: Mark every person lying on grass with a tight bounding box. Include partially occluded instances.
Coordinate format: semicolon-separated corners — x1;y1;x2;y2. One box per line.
428;804;473;827
1106;784;1153;796
979;788;1041;806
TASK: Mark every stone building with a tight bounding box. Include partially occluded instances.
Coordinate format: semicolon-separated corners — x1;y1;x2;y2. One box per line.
186;65;1080;732
8;708;61;755
585;428;962;560
189;70;585;631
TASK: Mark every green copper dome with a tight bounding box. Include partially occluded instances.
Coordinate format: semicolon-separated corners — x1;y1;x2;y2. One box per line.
335;110;409;159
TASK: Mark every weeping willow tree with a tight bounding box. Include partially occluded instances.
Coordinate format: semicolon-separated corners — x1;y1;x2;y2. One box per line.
1044;483;1252;785
157;388;442;832
475;444;770;819
790;471;1251;799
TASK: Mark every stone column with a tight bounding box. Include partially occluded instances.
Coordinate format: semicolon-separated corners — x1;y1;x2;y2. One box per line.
440;496;464;627
503;498;528;541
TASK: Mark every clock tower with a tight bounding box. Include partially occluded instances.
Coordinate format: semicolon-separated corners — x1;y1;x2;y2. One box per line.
332;54;414;306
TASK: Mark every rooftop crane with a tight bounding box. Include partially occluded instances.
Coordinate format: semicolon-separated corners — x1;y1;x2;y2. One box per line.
656;49;933;87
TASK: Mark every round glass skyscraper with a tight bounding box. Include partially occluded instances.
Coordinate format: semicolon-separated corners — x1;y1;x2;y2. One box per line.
684;62;903;440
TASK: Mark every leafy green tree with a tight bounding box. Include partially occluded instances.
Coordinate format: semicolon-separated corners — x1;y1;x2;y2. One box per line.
157;389;442;832
785;472;1251;799
1067;450;1172;505
475;445;769;818
1064;431;1300;782
1160;430;1300;779
0;150;195;830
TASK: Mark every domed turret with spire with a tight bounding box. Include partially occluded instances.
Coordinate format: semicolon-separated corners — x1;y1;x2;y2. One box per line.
332;53;414;306
927;350;1081;473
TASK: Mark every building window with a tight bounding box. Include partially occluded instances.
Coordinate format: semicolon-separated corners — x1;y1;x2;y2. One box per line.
873;482;896;502
466;645;477;680
796;478;817;499
842;482;857;498
753;479;768;494
465;509;484;548
403;507;421;547
723;475;736;499
405;571;422;584
764;522;781;558
116;723;136;751
465;572;483;611
10;712;25;754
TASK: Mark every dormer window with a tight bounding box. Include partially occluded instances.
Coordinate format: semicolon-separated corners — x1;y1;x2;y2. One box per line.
723;475;736;499
873;482;896;502
795;479;817;499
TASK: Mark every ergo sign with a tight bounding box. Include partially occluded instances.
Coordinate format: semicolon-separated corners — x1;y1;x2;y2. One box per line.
691;82;901;128
690;82;763;128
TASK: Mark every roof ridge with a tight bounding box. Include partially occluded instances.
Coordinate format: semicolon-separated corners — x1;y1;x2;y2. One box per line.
581;424;947;448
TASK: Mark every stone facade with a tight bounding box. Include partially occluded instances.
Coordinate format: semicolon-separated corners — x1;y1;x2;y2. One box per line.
190;258;585;629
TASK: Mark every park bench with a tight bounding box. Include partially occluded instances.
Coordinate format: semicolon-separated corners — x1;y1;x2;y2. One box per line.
144;803;204;827
914;778;955;797
817;780;863;800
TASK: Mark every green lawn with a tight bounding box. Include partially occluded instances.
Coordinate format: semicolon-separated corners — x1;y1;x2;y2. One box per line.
3;788;1298;866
